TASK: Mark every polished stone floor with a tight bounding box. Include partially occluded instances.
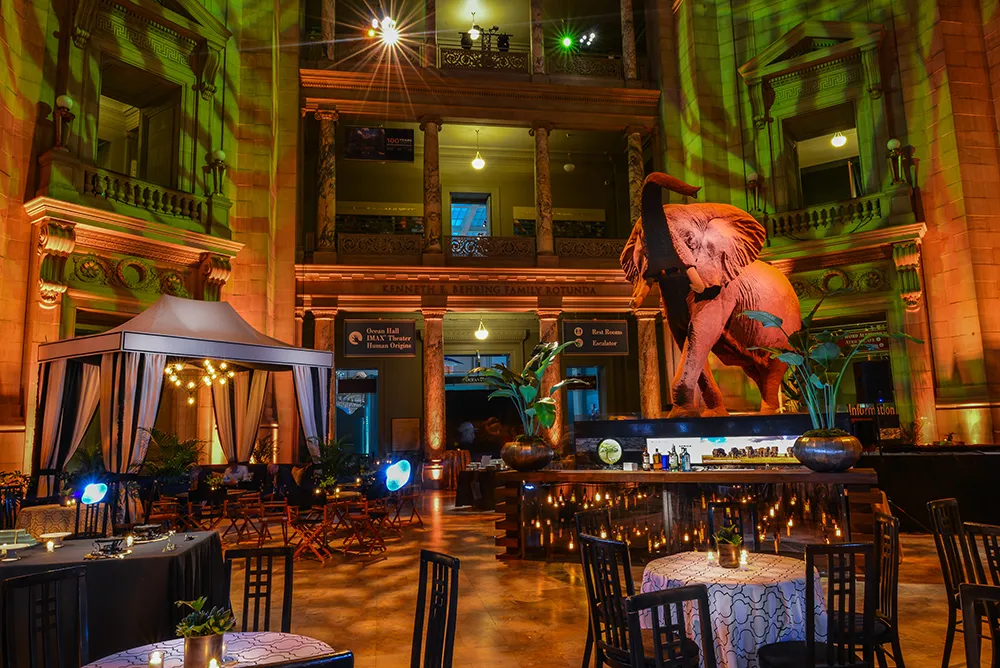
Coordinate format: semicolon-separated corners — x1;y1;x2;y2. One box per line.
237;491;969;668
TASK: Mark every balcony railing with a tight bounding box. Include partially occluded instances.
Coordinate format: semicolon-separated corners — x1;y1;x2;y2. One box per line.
547;54;624;79
555;237;627;259
769;194;885;240
337;232;423;259
448;235;535;261
82;167;205;227
439;47;530;73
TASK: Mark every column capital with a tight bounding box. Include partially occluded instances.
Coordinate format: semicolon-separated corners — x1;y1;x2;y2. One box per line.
634;308;661;321
314;109;339;122
421;308;448;321
624;125;652;137
197;252;231;302
536;308;562;321
311;308;339;320
418;117;442;131
294;307;305;321
529;122;553;136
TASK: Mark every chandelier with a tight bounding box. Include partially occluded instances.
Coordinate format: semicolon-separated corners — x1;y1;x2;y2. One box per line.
164;359;237;405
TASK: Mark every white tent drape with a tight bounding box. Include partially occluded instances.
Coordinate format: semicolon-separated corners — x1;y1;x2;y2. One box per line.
35;361;102;497
99;352;166;475
212;369;269;463
293;365;332;462
35;360;66;497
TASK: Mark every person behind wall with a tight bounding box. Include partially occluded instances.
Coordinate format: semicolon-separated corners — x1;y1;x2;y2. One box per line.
222;462;251;485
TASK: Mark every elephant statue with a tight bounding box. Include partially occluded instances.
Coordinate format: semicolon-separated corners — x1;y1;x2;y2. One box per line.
621;172;801;418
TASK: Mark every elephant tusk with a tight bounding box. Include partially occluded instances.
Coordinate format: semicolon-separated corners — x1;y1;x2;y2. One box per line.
630;280;652;309
686;267;706;294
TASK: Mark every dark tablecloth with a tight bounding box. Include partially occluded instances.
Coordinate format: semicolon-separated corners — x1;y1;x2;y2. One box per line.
454;469;497;510
0;531;225;661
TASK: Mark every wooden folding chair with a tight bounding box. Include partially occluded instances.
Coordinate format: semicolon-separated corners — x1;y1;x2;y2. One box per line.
257;501;292;547
290;505;334;564
342;500;386;556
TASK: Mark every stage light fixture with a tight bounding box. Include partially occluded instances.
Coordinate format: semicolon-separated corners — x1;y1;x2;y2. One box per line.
81;482;108;505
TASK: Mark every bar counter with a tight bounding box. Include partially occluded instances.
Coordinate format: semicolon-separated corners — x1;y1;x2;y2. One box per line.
493;466;880;561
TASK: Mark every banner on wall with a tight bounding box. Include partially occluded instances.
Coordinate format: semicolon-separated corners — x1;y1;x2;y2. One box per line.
344;127;415;162
344;320;417;357
561;320;629;355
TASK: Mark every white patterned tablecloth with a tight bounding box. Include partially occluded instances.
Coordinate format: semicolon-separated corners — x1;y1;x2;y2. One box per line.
641;552;827;668
15;504;75;539
84;632;337;667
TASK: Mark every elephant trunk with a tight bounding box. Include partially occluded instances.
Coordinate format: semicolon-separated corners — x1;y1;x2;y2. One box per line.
640;172;703;290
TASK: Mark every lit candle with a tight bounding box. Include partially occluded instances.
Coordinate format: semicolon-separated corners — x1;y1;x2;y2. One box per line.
786;519;793;537
835;526;842;538
208;660;219;668
148;650;163;667
46;541;55;552
740;549;749;570
707;550;715;565
126;534;134;548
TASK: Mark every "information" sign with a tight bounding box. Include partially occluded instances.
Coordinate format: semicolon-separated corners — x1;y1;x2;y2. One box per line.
562;320;629;355
344;320;417;357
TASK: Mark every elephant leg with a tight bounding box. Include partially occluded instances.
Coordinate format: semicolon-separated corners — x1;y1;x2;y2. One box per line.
668;303;727;419
698;365;729;417
757;358;786;415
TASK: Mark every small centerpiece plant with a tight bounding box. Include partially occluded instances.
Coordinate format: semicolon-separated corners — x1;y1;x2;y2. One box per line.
176;596;235;668
468;341;588;471
742;297;920;472
714;524;743;569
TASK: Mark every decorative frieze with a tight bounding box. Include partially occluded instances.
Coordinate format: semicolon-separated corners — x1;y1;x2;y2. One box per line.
94;4;195;65
789;267;888;299
554;238;627;259
69;254;191;297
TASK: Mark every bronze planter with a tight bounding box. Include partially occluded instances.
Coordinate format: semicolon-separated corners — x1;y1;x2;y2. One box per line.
792;433;863;473
501;439;553;471
183;634;225;668
717;543;740;569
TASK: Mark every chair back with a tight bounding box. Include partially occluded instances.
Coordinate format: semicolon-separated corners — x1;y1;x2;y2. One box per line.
411;549;460;668
707;501;758;552
0;485;23;530
961;583;1000;668
224;546;294;633
928;498;974;603
579;533;636;668
625;584;717;668
964;522;1000;585
73;500;108;539
574;508;612;541
1;566;88;668
806;542;876;668
873;513;900;625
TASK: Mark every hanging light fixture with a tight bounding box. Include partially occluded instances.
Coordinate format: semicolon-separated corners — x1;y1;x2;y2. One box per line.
563;152;576;172
468;13;480;41
831;131;847;148
474;321;489;340
471;129;486;170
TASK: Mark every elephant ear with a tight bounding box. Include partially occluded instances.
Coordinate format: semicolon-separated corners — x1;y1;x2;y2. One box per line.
700;209;766;286
620;219;647;285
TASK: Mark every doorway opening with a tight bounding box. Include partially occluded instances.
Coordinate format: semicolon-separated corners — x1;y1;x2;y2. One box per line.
336;369;379;456
444;353;519;458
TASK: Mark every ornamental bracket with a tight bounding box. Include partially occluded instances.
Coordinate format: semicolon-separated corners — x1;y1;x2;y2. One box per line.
37;221;76;309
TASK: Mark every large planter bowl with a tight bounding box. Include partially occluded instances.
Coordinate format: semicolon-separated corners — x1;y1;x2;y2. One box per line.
184;634;225;668
717;543;740;569
792;433;863;473
501;439;553;471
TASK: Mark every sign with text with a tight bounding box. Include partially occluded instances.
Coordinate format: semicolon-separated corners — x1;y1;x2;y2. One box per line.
831;321;890;356
562;320;629;355
344;127;415;162
344;320;416;357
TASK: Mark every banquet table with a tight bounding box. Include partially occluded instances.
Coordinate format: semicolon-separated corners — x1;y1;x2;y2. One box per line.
15;503;76;539
82;632;352;667
0;531;225;661
641;551;827;668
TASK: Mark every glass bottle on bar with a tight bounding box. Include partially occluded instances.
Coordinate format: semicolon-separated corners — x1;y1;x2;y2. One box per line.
642;445;651;471
652;448;662;470
670;445;680;471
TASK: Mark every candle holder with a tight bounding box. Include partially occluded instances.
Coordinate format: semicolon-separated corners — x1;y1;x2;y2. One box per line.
148;650;164;667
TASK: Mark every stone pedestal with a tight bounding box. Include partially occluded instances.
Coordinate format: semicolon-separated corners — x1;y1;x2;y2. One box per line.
531;124;554;259
420;119;443;257
422;309;447;484
636;311;662;419
315;111;338;252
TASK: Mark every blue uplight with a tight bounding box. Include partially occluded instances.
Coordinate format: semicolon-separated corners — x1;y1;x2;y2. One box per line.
81;482;108;505
386;460;411;492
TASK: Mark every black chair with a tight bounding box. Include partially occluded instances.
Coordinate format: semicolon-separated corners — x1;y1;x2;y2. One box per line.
625;584;717;668
961;583;1000;668
707;501;759;552
263;653;355;667
963;522;1000;666
758;542;876;668
871;513;904;668
1;566;88;668
72;499;109;539
928;498;976;668
575;508;613;668
411;549;460;668
224;546;294;633
0;485;23;530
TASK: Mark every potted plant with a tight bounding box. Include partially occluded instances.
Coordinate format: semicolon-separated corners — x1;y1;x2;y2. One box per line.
467;341;588;471
141;429;204;496
312;437;368;491
714;524;743;569
175;596;235;667
742;300;920;472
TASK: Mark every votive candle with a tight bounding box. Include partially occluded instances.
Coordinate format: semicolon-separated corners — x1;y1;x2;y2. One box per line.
740;549;749;570
148;650;163;667
46;541;55;552
707;550;715;565
208;659;219;668
126;534;134;548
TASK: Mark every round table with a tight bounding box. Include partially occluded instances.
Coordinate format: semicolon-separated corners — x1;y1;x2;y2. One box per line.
641;552;827;668
84;632;338;667
15;503;75;539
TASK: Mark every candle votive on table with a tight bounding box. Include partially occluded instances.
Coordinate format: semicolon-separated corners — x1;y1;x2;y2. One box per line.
208;659;219;668
148;650;163;667
706;550;715;565
739;549;749;570
126;534;134;548
46;541;55;552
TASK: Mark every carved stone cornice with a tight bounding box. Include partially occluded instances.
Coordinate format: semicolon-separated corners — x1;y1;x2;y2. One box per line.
536;308;562;321
36;221;76;309
892;240;923;312
197;253;231;301
633;308;661;321
420;308;449;320
762;222;925;274
418;117;442;131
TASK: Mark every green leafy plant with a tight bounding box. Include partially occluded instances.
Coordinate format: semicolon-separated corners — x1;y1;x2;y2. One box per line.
466;341;589;440
743;297;921;436
204;472;224;491
60;440;106;493
250;435;274;464
311;436;368;489
714;524;744;547
141;429;204;485
174;597;235;637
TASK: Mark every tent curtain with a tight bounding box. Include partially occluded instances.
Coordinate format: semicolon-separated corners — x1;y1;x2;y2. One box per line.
212;369;269;464
99;352;166;475
35;360;102;497
293;365;332;462
35;360;66;497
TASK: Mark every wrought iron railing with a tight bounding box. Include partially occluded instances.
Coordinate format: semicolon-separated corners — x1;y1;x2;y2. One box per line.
448;235;535;260
555;237;628;259
769;194;885;239
338;233;423;256
81;168;205;226
547;54;624;79
439;47;530;73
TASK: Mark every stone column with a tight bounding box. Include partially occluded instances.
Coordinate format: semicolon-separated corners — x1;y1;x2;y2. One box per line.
315;110;338;252
625;127;645;226
636;310;662;419
893;241;938;441
420;118;443;258
424;0;437;68
620;0;637;80
537;309;564;451
320;0;335;60
421;309;447;464
531;123;554;260
294;308;305;347
313;309;338;442
530;0;545;75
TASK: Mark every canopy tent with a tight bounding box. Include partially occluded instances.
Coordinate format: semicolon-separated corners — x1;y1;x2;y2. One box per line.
33;295;334;495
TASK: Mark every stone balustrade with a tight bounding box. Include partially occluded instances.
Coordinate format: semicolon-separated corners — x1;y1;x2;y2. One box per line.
769;194;885;240
82;167;206;227
438;47;530;73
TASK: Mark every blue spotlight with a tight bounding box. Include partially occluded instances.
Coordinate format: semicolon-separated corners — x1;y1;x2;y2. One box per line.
386;460;411;492
81;482;108;505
